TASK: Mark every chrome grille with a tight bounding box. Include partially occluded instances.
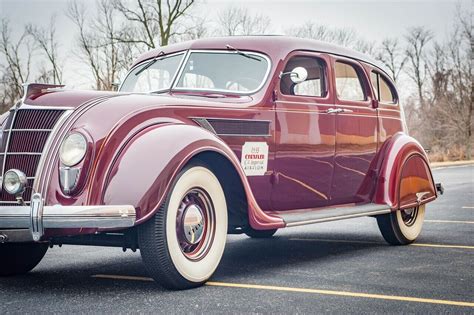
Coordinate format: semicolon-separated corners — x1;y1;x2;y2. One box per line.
0;108;65;205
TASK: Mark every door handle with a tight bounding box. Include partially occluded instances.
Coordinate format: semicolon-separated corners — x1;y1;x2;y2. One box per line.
340;108;353;113
326;108;340;114
326;108;353;114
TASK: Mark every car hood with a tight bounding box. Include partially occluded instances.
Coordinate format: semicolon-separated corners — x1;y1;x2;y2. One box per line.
22;88;254;110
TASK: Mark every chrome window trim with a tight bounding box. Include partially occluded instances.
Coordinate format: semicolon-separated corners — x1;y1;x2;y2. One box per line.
118;51;187;93
172;50;272;95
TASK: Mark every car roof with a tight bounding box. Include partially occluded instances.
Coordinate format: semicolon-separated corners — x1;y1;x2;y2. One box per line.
132;35;390;78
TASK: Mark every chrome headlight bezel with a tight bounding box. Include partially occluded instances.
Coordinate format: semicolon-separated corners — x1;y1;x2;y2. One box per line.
59;132;88;167
3;169;28;195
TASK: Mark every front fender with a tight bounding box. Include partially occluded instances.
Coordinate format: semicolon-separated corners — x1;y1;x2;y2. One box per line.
100;124;283;228
374;132;437;209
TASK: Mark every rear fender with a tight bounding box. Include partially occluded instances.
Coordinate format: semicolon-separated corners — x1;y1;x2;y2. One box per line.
100;124;283;229
374;132;437;209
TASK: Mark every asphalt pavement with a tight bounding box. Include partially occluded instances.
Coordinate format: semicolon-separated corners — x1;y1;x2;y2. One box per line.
0;165;472;314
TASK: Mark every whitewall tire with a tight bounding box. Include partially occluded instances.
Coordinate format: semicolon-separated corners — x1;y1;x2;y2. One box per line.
139;163;227;289
376;205;425;245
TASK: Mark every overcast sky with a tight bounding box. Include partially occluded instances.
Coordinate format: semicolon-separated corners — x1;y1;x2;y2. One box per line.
0;0;470;89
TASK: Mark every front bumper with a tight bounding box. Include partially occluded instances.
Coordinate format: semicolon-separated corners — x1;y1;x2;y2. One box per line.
0;193;136;243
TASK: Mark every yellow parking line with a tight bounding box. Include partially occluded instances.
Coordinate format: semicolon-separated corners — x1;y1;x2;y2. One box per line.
462;206;474;209
289;238;474;250
206;282;474;308
425;219;474;224
411;243;474;250
92;274;474;307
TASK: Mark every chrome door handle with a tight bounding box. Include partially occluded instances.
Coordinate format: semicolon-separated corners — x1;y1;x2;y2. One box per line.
326;108;340;114
326;108;353;114
340;108;353;113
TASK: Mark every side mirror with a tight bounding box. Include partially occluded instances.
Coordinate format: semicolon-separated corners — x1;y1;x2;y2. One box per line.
280;67;308;84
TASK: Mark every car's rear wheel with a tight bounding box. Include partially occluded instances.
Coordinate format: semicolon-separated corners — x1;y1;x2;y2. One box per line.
376;205;425;245
139;164;227;290
244;228;277;238
0;243;48;276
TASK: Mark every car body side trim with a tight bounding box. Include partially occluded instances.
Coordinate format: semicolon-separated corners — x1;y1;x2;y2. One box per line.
278;203;391;227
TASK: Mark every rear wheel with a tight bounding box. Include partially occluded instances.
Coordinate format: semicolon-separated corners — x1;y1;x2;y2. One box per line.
376;205;425;245
0;243;48;276
244;228;277;238
139;164;227;290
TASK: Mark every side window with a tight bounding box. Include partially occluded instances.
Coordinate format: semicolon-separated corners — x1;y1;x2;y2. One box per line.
370;71;397;104
335;62;366;101
281;56;326;97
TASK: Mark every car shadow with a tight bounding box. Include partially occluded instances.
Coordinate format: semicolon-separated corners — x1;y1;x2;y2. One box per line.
0;231;390;293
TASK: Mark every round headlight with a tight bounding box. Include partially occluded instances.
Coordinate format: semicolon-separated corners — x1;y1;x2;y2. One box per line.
59;132;87;167
3;169;27;195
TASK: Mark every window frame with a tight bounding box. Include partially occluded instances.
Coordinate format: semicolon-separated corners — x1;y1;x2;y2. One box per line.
119;51;187;93
370;70;399;106
278;51;330;101
333;58;370;104
279;54;328;98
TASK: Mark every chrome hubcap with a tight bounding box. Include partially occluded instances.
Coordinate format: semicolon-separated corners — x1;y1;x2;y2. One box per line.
176;188;215;261
401;207;419;226
182;204;205;245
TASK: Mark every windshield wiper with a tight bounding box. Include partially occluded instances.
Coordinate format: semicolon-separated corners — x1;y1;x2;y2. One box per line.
135;51;165;76
225;45;261;61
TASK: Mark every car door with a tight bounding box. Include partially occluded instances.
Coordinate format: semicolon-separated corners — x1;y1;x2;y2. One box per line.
330;56;379;205
271;52;336;211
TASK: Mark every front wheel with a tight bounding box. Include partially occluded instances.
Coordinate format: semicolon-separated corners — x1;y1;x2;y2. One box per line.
139;164;228;290
376;205;425;245
0;243;48;276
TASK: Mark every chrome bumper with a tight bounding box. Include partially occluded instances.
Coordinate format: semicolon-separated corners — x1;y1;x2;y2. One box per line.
0;193;136;242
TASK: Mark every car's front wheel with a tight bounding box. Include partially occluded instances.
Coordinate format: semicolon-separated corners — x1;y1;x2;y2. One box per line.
376;205;425;245
0;243;48;276
139;164;228;290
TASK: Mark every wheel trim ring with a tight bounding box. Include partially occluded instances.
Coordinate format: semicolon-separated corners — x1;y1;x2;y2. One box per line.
176;188;216;261
401;207;419;227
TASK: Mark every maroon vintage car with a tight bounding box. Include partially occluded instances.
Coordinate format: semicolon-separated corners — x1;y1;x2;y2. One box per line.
0;36;441;289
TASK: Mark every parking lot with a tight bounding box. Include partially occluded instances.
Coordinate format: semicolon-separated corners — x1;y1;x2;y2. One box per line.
0;165;472;313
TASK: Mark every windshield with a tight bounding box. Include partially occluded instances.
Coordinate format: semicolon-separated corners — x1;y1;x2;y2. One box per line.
120;52;185;93
120;50;270;94
175;51;269;94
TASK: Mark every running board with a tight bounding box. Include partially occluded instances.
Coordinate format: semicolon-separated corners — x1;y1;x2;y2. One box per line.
279;203;391;227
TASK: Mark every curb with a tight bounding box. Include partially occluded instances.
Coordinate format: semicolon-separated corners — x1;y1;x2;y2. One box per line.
430;160;474;168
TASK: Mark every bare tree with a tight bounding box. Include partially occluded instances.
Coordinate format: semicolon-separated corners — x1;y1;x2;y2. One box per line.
174;15;208;41
286;22;332;41
0;19;35;112
286;22;375;56
376;38;407;82
113;0;195;48
404;26;433;106
216;6;271;36
430;8;473;159
26;15;63;84
67;0;124;90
